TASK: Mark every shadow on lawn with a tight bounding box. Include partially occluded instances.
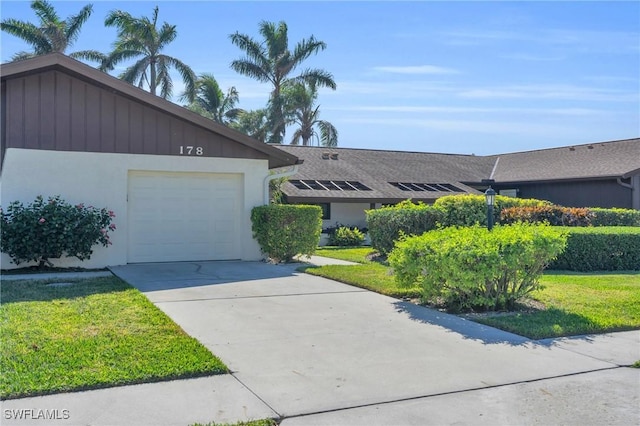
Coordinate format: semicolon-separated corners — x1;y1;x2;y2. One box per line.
392;300;532;346
0;276;130;304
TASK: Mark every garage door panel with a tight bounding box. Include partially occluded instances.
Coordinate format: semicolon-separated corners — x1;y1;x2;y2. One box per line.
128;171;243;263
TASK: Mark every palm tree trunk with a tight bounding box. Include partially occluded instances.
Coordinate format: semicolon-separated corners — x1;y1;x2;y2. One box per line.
150;58;156;96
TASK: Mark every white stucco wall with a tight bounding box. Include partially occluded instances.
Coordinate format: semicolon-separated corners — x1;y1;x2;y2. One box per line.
0;148;269;269
322;202;373;230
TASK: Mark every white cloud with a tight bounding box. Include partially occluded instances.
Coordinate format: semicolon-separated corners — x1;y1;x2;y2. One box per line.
372;65;460;75
458;85;637;102
329;105;605;116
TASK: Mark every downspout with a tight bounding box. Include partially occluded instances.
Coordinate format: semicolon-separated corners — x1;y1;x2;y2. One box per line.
263;165;299;204
617;176;639;210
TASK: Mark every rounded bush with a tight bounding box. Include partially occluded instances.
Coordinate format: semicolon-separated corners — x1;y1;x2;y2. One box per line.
1;195;116;267
389;223;567;312
328;226;365;246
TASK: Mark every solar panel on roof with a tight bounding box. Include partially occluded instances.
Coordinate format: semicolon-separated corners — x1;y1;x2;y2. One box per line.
389;182;464;192
289;179;372;191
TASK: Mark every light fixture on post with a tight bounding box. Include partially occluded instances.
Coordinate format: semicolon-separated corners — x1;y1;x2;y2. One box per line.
485;186;496;231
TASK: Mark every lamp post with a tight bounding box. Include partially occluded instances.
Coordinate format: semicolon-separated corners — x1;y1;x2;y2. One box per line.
485;186;496;231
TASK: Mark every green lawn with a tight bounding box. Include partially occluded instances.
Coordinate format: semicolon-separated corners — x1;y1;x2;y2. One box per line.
311;246;640;340
309;246;421;298
192;420;278;426
315;246;377;263
0;276;227;399
476;272;640;339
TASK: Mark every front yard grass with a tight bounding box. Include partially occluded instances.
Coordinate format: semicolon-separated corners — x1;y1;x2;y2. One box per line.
310;246;421;298
311;246;640;340
0;276;227;400
476;272;640;339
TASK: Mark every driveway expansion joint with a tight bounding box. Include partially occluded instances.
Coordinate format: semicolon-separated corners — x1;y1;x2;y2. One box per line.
276;365;625;421
230;372;282;419
154;289;368;304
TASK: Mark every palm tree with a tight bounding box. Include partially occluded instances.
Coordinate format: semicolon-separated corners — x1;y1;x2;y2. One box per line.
230;109;271;143
185;74;243;125
229;20;336;144
286;82;338;147
1;0;105;63
103;6;196;101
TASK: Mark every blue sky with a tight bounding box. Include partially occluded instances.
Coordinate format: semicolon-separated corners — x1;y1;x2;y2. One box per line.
1;1;638;155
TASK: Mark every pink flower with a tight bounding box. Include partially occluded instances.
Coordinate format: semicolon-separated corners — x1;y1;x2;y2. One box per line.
108;210;116;218
109;223;116;230
76;203;84;209
38;218;46;224
100;228;107;234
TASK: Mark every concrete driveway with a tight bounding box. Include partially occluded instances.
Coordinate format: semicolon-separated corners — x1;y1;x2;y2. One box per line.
106;260;640;424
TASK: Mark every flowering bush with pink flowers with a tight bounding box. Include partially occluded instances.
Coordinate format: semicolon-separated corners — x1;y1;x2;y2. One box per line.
1;195;116;268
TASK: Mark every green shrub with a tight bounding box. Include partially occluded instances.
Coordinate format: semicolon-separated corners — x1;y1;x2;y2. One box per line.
500;206;593;226
1;195;116;268
389;224;567;312
434;194;549;227
328;226;365;246
366;200;443;255
590;208;640;227
549;227;640;271
251;204;322;262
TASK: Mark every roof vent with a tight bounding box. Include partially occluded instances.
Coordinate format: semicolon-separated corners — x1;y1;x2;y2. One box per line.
587;145;594;149
331;153;339;160
322;152;330;160
569;147;576;151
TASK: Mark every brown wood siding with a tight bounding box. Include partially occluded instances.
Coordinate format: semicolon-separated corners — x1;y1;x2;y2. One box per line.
2;69;270;162
496;179;632;208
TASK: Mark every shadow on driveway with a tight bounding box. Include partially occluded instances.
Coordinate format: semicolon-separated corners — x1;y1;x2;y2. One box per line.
393;300;531;346
109;260;303;292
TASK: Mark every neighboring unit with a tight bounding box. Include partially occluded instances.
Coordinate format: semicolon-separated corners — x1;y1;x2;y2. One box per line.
276;138;640;230
0;53;299;269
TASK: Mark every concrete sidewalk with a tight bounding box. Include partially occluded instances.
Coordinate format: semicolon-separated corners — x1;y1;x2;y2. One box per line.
2;259;639;425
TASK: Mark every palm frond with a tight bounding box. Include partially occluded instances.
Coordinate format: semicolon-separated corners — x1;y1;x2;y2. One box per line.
70;49;108;66
230;59;272;83
31;0;60;28
157;22;177;48
65;4;93;45
296;68;337;90
119;58;150;85
228;32;270;71
1;20;51;53
291;36;326;67
10;51;37;62
162;55;196;102
318;120;338;147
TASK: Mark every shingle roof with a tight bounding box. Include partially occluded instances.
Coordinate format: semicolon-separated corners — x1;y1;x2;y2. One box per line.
275;138;639;202
276;145;494;203
489;138;640;183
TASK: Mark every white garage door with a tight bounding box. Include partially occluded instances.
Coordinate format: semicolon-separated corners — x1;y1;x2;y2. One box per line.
128;171;243;263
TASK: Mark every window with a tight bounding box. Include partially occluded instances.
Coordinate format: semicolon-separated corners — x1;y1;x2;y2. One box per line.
312;203;331;219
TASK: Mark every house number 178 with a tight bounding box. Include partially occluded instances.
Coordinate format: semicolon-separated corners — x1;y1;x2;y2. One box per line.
179;146;203;156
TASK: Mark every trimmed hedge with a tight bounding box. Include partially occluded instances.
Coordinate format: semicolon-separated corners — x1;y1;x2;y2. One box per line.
366;201;443;255
500;206;593;226
549;227;640;271
251;204;322;262
389;224;567;312
590;208;640;227
434;194;550;228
